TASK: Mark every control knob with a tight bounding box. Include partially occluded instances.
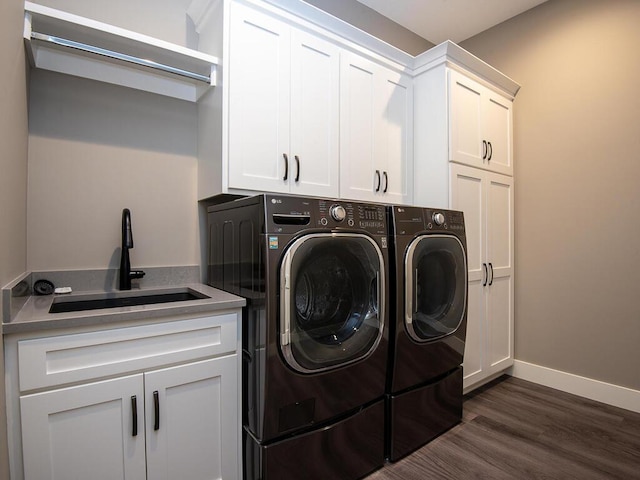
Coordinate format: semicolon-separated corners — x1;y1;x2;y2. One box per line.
330;204;346;222
432;212;445;226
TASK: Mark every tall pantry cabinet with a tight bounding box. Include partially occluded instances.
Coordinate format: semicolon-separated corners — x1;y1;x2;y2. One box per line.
412;42;520;392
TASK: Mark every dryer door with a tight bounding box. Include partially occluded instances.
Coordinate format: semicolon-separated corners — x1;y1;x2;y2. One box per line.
280;233;385;373
405;234;467;342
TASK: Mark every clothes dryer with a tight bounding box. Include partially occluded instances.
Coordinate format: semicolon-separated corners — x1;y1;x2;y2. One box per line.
208;194;389;480
387;205;468;461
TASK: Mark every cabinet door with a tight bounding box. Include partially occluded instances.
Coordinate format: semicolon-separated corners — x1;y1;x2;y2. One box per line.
483;92;513;176
449;70;514;176
145;355;239;480
378;69;413;204
450;164;486;388
289;29;340;197
451;164;514;391
486;172;514;374
340;52;379;202
449;70;483;168
20;375;146;480
228;2;290;192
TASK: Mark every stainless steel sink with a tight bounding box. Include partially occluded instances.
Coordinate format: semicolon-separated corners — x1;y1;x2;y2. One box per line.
49;288;209;314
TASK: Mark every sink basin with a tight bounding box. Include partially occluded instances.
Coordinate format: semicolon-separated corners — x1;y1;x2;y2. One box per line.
49;289;209;314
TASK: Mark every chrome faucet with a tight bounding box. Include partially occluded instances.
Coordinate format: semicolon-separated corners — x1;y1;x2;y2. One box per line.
119;208;145;290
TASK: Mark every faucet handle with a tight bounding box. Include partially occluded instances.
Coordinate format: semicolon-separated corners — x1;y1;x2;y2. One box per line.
130;270;145;280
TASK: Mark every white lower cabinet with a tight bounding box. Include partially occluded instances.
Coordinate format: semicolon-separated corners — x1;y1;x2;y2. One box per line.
450;163;514;391
21;375;146;480
145;356;237;480
8;313;240;480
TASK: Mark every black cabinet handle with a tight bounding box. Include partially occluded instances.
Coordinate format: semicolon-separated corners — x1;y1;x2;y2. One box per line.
488;263;494;286
282;153;289;181
482;263;488;286
294;155;300;182
153;390;160;431
131;395;138;437
383;171;388;193
374;170;381;192
482;140;487;160
487;142;493;161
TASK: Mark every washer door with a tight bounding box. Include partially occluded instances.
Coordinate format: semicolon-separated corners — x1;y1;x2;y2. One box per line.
280;233;385;373
405;234;467;342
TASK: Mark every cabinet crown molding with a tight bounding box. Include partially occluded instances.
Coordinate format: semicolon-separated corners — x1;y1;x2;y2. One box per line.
414;40;520;98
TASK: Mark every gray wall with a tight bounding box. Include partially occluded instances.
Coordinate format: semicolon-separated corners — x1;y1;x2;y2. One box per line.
304;0;433;55
0;0;29;474
27;72;200;272
26;1;201;273
461;0;640;390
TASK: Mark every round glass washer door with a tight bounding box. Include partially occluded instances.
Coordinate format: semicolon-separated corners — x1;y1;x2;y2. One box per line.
280;233;385;373
405;234;467;342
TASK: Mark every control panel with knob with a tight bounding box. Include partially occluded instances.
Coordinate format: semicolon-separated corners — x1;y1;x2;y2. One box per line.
432;212;445;226
330;204;346;222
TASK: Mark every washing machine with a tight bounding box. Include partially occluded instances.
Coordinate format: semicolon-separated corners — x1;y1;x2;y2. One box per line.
207;194;389;480
386;205;468;462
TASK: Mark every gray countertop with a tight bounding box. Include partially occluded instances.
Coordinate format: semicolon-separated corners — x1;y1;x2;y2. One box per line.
2;283;246;335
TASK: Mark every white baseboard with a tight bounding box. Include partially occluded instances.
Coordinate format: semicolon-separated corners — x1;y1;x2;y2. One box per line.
509;360;640;414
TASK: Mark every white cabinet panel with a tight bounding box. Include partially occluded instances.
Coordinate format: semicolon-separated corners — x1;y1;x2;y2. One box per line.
340;53;377;200
380;72;413;203
451;168;484;283
18;314;237;391
289;30;340;197
450;163;513;391
20;374;146;480
227;2;339;197
145;356;238;480
484;95;512;174
340;52;413;204
449;69;513;176
450;74;483;167
488;275;513;372
228;3;290;193
487;172;513;270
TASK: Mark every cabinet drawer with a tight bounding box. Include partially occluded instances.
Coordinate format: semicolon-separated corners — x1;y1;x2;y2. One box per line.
18;314;238;392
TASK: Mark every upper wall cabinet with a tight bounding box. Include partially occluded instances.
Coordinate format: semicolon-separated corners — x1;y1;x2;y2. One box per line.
23;1;219;102
412;41;520;208
193;0;414;202
227;1;339;197
340;52;413;204
449;69;513;176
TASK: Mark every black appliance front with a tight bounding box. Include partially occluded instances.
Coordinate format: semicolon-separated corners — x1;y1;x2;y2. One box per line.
245;400;384;480
386;205;468;462
208;194;389;479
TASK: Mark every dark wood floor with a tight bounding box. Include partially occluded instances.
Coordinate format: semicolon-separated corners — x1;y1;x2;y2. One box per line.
367;376;640;479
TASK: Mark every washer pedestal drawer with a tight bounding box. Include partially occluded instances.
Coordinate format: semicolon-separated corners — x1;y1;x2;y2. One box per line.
387;367;462;462
244;399;385;480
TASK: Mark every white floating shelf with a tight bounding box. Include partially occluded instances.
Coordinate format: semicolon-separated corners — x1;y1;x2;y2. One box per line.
23;1;219;102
